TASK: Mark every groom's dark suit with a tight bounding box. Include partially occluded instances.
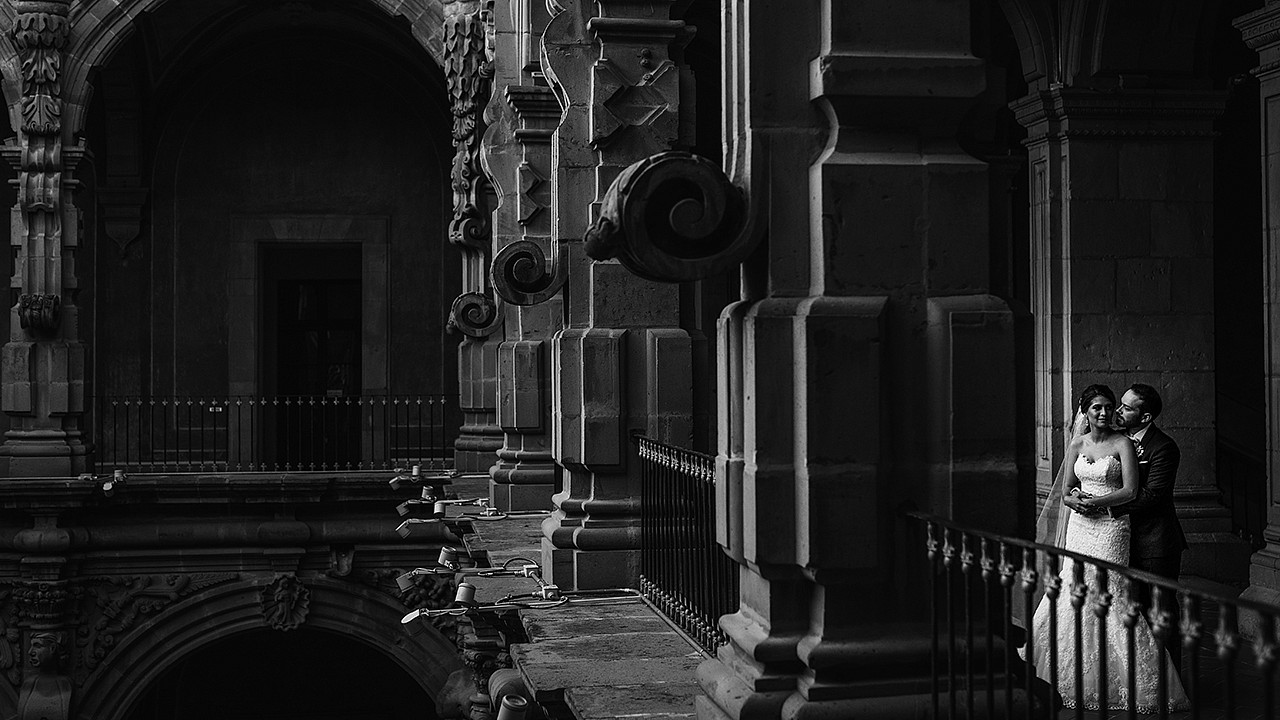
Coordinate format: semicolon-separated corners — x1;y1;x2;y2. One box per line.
1111;424;1187;571
1111;423;1186;669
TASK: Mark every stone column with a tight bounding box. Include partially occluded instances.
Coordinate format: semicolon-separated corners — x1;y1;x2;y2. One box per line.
1235;4;1280;613
445;0;506;473
0;0;88;478
536;0;693;589
482;0;560;511
698;1;1017;716
1011;87;1245;581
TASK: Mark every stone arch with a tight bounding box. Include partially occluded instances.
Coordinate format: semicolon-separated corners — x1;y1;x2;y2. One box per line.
41;0;447;141
996;0;1215;90
73;576;460;720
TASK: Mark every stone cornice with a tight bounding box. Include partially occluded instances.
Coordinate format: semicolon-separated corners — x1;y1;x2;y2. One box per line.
1235;4;1280;51
1010;87;1226;141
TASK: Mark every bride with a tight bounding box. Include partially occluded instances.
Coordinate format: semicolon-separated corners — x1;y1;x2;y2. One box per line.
1022;384;1189;712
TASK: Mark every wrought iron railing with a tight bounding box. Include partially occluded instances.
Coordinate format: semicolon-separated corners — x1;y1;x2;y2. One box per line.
636;435;739;654
91;395;457;473
1217;438;1267;550
909;511;1280;719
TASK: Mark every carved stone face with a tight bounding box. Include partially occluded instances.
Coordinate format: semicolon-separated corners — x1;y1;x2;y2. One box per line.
28;633;59;671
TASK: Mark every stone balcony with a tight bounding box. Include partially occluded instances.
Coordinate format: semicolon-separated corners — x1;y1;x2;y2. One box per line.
445;474;706;720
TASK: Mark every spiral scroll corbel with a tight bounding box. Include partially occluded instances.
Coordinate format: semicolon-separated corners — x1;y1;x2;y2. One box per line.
491;240;568;306
583;150;763;282
447;290;504;338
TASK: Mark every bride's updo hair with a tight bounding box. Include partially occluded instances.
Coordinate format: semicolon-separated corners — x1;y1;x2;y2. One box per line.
1077;383;1116;413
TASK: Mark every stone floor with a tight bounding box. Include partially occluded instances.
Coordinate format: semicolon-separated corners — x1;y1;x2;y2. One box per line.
449;475;705;720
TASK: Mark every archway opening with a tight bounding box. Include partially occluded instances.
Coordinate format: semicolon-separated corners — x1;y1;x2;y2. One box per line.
123;627;439;720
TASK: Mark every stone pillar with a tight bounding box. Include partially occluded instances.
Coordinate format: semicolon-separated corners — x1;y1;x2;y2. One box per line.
1235;4;1280;613
483;0;560;510
698;1;1017;716
1011;87;1245;581
0;0;88;478
445;0;506;473
536;0;693;589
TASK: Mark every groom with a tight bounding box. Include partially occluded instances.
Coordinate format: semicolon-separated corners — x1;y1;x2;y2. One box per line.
1070;383;1187;664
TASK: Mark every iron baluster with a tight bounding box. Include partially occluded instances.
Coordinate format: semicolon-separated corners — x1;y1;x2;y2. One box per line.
1216;603;1238;720
1094;567;1110;713
1124;577;1140;720
998;542;1015;720
1181;593;1202;720
979;538;995;720
1149;585;1171;720
1045;553;1062;718
960;533;975;720
1018;547;1036;720
1069;557;1085;719
1255;613;1277;719
928;521;941;720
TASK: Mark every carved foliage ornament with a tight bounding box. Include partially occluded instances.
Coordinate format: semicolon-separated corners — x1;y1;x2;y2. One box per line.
261;574;310;632
356;568;457;640
12;1;69;135
0;588;20;685
584;151;756;282
17;293;59;334
74;573;238;684
445;2;496;251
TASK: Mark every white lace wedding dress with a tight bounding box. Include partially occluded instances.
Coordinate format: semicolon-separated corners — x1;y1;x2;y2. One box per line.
1022;454;1189;712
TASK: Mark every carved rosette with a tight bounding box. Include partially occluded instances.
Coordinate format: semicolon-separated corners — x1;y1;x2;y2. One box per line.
260;574;310;632
10;0;69;336
72;573;237;684
584;151;758;282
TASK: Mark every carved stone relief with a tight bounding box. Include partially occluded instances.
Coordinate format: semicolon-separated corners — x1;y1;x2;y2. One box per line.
72;573;237;684
260;574;310;632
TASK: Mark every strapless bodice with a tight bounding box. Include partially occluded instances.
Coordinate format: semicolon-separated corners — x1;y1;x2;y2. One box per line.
1075;454;1121;496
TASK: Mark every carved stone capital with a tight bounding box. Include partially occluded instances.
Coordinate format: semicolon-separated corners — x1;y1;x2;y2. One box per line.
11;580;70;629
584;151;757;282
1010;87;1226;143
17;294;60;335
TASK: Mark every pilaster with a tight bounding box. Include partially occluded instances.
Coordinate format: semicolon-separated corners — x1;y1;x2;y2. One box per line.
1011;85;1245;582
487;71;562;507
1235;4;1280;617
698;1;1017;717
536;0;693;590
445;0;505;472
1;0;87;478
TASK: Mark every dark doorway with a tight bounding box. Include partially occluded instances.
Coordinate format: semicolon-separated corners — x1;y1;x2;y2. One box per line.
261;245;362;469
124;628;438;720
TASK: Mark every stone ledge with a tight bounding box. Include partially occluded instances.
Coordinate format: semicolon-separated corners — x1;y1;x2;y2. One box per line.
456;476;707;719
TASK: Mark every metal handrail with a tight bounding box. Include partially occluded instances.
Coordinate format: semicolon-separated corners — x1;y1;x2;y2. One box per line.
90;394;458;473
636;435;738;654
907;510;1280;719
